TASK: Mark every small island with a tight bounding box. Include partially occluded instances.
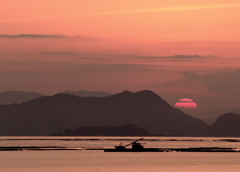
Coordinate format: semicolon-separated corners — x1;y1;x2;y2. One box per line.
50;124;158;136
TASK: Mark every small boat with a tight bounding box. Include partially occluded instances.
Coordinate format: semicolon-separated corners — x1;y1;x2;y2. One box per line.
104;138;161;152
104;138;239;152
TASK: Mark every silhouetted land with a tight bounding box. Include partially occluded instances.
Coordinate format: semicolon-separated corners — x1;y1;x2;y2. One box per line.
50;124;154;136
51;113;240;137
184;107;239;125
0;90;210;136
1;90;239;136
207;113;240;137
0;90;111;106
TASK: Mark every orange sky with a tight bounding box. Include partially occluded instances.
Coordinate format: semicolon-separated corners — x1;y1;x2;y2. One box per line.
1;0;240;41
1;0;240;112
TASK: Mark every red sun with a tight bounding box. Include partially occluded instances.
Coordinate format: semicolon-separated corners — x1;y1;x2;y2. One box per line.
175;98;197;109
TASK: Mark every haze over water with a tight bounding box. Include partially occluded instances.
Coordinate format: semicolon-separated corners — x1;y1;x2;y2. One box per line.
1;136;240;172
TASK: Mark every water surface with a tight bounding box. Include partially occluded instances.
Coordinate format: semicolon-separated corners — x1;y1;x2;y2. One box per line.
1;136;240;172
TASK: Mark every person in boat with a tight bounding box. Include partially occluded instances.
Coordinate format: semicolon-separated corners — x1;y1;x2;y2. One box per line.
132;142;144;150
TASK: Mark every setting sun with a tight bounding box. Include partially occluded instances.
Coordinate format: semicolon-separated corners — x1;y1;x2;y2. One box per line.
175;98;197;109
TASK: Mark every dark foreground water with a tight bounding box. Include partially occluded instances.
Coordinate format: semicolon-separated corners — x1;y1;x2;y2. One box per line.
1;136;240;172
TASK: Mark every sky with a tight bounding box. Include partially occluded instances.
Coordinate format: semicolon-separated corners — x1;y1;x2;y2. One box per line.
1;0;240;114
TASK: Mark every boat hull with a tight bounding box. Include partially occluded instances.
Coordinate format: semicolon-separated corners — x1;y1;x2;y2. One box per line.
104;147;239;152
104;148;162;152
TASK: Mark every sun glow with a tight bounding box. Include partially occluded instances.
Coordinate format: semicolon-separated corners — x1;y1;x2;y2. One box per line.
175;98;197;109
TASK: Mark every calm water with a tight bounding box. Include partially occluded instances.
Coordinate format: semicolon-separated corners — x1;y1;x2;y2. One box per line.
1;137;240;172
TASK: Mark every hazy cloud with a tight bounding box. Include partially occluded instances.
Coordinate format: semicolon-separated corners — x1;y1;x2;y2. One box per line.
39;52;216;66
162;78;197;88
42;52;107;58
108;54;208;60
42;51;78;56
42;52;211;59
163;55;211;62
0;60;159;75
84;3;240;16
70;53;213;62
165;55;205;59
164;70;240;98
0;34;69;39
0;34;98;41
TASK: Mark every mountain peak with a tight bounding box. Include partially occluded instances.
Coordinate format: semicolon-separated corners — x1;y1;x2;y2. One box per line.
136;90;162;99
216;113;240;121
208;113;240;137
120;90;133;95
115;90;161;98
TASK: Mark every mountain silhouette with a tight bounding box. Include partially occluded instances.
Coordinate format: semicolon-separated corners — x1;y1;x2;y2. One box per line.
0;90;208;136
184;107;239;125
62;90;111;97
0;91;43;105
207;113;240;137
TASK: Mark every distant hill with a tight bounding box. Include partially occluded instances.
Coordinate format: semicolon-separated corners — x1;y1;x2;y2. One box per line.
183;107;239;125
50;124;153;136
207;113;240;137
0;90;208;136
0;91;43;105
62;90;111;97
233;109;240;115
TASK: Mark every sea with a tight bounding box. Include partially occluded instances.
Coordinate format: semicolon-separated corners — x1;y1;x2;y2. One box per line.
1;136;240;172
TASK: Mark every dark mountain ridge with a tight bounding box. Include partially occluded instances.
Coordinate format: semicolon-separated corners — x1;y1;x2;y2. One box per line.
62;90;111;97
207;113;240;137
0;90;208;136
183;107;239;125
